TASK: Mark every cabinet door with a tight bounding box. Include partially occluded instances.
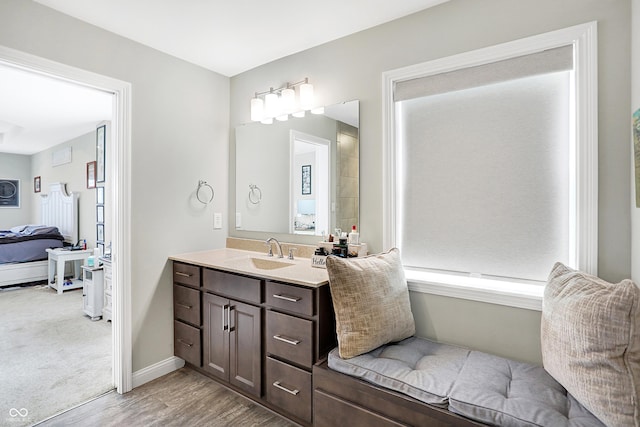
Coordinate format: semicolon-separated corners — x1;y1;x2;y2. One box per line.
203;293;229;381
229;300;262;397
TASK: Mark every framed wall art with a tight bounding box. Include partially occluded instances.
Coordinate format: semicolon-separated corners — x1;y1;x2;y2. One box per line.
302;164;311;195
0;179;20;207
96;186;104;205
97;223;105;243
34;176;41;193
86;161;97;189
96;125;106;183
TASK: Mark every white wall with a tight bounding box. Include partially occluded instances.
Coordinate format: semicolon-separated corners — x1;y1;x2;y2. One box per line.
0;153;31;227
632;0;640;283
0;0;230;372
230;0;632;364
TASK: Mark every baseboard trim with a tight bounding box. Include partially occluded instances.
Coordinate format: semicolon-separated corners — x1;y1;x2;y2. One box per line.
132;356;185;389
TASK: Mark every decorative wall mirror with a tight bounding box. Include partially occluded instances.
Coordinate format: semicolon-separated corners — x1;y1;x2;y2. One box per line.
235;100;359;237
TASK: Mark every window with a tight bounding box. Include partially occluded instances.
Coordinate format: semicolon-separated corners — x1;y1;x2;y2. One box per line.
383;22;598;310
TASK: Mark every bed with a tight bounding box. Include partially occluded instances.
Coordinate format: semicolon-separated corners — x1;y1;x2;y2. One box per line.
0;182;79;287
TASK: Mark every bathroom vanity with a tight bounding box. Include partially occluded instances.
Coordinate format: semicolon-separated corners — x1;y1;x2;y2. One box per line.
169;247;336;426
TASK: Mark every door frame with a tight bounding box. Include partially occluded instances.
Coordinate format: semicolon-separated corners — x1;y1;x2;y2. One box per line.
0;44;133;393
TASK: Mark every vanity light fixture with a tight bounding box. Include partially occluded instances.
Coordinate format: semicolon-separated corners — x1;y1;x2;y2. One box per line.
250;78;316;124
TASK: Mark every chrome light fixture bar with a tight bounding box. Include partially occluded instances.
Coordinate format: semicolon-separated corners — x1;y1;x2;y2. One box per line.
250;78;315;124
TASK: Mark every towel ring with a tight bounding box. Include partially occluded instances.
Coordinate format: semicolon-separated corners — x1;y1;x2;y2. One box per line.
248;184;262;205
196;180;214;205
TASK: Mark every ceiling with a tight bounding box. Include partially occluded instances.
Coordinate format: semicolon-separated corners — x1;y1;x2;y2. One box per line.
1;0;447;155
0;65;112;155
34;0;448;77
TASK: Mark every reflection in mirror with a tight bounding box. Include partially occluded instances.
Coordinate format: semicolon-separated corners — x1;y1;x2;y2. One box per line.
235;100;359;237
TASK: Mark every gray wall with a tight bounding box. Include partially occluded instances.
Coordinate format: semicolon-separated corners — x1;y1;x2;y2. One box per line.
0;0;230;372
230;0;631;363
30;132;96;247
0;153;31;227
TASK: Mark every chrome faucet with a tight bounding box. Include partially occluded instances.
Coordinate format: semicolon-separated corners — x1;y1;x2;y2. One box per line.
265;237;284;258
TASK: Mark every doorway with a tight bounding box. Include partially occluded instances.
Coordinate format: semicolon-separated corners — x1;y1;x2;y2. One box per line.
0;45;132;413
289;130;330;236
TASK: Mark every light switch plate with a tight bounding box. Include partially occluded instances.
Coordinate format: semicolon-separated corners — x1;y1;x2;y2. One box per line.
214;212;222;229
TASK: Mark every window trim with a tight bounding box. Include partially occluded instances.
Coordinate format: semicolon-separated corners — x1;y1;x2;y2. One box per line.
382;22;598;310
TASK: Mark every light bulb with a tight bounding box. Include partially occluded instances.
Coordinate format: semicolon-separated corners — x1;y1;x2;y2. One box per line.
250;97;264;122
281;87;296;114
265;92;279;118
299;81;314;110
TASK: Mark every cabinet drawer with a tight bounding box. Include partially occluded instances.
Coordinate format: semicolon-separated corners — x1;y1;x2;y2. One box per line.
173;263;200;289
266;357;312;423
266;310;313;368
314;389;405;427
266;282;313;316
174;320;201;367
173;284;201;326
203;269;262;304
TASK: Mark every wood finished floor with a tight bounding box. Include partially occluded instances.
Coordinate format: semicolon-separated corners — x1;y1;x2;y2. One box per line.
36;367;297;427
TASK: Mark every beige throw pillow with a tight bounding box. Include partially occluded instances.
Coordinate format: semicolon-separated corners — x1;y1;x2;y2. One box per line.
541;262;640;427
326;248;415;359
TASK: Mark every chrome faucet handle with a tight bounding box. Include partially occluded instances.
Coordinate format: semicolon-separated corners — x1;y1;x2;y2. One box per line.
288;248;297;260
264;241;273;257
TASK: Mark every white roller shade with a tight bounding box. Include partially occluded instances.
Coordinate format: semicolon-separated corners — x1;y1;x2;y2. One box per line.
394;45;573;102
397;69;572;282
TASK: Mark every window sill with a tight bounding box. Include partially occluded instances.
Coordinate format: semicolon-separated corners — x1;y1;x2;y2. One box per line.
404;268;543;311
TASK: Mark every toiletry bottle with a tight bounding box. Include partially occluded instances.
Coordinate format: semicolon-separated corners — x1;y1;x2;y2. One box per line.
349;225;359;245
83;239;87;250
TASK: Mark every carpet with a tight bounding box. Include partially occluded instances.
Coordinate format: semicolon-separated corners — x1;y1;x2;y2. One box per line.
0;284;112;426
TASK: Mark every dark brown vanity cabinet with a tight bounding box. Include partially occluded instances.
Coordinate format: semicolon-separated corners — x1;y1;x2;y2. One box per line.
173;262;202;367
202;292;262;397
172;259;336;427
265;280;336;425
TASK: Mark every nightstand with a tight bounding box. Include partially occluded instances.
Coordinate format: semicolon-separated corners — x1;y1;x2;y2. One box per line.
46;248;92;294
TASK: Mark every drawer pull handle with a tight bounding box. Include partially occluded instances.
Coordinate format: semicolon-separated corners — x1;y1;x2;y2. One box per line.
176;302;192;309
177;339;193;347
272;381;299;396
273;335;300;345
272;294;301;303
175;271;192;278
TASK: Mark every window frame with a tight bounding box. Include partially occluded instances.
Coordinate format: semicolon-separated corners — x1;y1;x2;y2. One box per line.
382;22;598;310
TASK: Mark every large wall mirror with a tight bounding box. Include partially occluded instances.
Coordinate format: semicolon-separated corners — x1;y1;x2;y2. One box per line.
235;100;359;237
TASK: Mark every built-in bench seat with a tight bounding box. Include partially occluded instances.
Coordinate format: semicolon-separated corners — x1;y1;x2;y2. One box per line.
313;336;604;427
321;251;639;427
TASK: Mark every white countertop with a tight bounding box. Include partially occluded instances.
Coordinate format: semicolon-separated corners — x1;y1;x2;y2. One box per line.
169;248;329;288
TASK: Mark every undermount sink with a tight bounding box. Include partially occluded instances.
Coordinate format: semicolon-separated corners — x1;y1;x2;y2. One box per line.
226;256;295;271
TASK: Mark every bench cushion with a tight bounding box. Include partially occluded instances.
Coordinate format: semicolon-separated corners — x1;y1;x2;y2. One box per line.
328;337;470;407
449;351;605;427
329;336;604;427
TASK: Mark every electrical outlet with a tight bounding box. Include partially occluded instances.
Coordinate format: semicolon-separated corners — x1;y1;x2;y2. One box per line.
214;212;222;229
